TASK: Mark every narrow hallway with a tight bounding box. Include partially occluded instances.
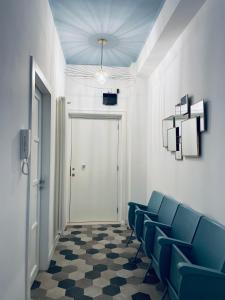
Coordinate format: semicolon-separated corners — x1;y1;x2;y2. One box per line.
2;1;225;299
31;225;163;300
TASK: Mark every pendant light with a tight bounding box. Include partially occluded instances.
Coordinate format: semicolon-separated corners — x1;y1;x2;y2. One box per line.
95;38;108;85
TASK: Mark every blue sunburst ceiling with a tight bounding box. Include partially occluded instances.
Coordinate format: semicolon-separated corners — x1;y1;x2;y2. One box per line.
49;0;165;67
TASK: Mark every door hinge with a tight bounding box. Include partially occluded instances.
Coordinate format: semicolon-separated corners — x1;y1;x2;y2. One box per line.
117;123;119;130
117;207;119;214
117;165;119;171
70;166;71;177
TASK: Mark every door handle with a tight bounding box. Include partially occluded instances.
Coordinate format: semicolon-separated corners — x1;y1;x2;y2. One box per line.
39;179;45;190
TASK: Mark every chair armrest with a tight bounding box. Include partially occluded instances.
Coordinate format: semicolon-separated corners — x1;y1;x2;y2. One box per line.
144;220;171;231
179;263;225;279
136;209;158;220
128;201;138;207
158;237;192;249
128;202;147;210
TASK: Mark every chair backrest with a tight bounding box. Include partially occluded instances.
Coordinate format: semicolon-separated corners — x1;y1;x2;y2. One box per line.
147;190;164;214
157;196;179;225
170;204;202;243
191;217;225;272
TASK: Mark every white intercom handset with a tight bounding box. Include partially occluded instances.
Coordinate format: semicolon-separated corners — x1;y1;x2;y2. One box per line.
20;129;31;175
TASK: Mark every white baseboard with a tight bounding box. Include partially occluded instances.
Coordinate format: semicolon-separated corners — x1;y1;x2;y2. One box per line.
66;221;121;226
48;233;60;262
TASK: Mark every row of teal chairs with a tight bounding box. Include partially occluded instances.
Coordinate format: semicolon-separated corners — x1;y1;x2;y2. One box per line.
128;191;225;300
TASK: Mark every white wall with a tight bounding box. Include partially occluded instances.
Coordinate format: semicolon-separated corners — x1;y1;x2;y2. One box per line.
146;0;225;225
0;1;65;300
128;78;148;203
66;73;132;112
65;72;148;222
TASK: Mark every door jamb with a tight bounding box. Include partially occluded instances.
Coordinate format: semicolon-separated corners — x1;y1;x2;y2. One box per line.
66;110;128;224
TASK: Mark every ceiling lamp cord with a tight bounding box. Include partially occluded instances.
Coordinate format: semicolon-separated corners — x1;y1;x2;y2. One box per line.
100;39;104;70
95;38;108;84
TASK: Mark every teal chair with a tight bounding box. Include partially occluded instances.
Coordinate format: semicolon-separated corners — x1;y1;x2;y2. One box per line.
136;196;179;264
147;205;202;284
127;191;164;246
164;217;225;300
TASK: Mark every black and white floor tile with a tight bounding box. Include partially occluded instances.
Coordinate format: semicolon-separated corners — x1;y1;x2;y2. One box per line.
31;224;164;300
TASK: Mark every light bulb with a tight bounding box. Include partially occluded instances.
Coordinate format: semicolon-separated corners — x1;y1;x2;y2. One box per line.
95;69;108;85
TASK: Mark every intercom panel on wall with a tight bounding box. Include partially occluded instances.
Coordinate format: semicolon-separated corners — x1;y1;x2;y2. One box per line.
20;129;31;160
20;129;31;175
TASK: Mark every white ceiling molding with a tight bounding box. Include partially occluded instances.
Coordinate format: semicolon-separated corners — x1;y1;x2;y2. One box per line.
65;64;136;81
135;0;207;77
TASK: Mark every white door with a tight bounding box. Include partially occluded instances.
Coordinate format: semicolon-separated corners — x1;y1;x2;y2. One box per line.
70;118;119;223
29;87;42;284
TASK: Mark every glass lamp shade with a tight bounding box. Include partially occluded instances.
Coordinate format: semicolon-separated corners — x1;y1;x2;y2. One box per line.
95;69;108;85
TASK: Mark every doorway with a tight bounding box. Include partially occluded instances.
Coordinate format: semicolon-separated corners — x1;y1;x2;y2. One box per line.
69;117;120;223
26;58;52;299
29;87;42;284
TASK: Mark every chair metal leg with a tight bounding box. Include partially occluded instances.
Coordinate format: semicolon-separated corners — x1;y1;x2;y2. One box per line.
143;261;152;283
134;243;142;259
130;243;142;263
161;286;168;300
126;229;134;247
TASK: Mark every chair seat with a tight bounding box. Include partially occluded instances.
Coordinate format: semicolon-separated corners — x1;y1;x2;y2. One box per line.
148;204;202;284
153;226;167;261
169;245;191;293
127;191;164;233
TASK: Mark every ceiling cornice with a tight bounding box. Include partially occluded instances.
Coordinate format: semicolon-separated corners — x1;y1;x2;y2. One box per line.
135;0;207;77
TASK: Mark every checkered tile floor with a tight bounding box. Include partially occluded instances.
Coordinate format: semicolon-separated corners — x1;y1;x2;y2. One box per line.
31;224;164;300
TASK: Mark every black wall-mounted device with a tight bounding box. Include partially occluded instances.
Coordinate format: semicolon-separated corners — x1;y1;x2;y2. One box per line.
103;93;117;106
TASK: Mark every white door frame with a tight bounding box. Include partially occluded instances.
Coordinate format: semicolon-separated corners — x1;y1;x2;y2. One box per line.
66;110;128;224
26;57;52;299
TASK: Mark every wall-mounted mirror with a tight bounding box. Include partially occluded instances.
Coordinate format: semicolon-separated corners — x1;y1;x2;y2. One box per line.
174;115;188;160
162;97;206;160
191;100;205;132
162;116;175;148
181;117;200;157
180;94;190;115
175;104;181;115
168;127;179;152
